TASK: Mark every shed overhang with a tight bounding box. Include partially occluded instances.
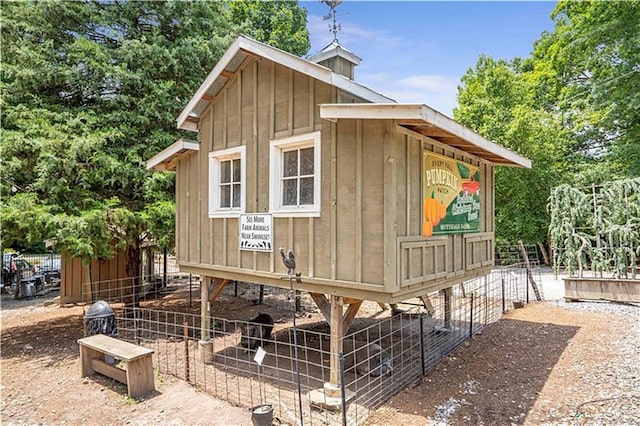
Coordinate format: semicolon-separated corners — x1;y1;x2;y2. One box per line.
146;138;199;171
320;103;532;168
176;35;394;132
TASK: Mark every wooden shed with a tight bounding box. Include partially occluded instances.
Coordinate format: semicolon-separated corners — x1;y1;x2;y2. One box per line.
59;249;128;304
147;35;531;397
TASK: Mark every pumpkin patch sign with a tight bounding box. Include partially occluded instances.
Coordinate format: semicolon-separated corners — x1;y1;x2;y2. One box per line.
422;152;481;236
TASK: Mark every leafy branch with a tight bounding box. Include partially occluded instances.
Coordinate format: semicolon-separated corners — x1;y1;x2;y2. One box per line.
548;178;640;278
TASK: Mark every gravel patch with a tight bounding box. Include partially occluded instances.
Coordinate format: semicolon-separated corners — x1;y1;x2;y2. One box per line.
554;298;640;316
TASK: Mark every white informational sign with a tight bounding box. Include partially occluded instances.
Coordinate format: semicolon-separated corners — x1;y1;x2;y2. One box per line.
254;346;266;366
240;214;273;252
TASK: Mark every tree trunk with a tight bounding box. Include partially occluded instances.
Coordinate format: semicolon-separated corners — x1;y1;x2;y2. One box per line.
125;237;142;309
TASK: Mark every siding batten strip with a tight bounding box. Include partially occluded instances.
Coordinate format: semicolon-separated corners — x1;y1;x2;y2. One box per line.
238;70;242;143
308;217;314;277
252;61;258;271
309;77;315;129
330;117;338;280
406;135;411;236
288;217;294;253
383;124;397;291
355;119;363;283
270;61;275;139
288;68;293;135
269;61;275;274
223;90;228;148
223;217;228;267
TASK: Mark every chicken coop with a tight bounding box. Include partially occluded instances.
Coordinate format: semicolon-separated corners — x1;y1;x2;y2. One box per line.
147;35;531;399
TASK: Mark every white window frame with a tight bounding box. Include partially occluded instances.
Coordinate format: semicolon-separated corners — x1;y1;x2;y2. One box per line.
209;146;246;218
269;131;321;217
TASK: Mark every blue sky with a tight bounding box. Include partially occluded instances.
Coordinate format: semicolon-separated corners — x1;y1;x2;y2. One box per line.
301;1;558;116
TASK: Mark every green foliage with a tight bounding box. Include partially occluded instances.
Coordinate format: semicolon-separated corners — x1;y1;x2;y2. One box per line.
229;0;310;56
532;0;640;176
455;57;570;244
0;1;310;264
456;2;639;245
548;178;640;278
548;185;593;276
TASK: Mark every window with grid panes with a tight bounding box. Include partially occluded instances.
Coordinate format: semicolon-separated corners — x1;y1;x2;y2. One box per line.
209;146;245;217
282;146;314;206
269;131;321;217
219;158;241;208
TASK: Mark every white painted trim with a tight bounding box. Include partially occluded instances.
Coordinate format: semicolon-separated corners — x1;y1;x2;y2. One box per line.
208;145;246;217
269;131;322;217
146;138;199;171
320;103;532;168
309;42;362;65
177;37;244;131
176;35;394;131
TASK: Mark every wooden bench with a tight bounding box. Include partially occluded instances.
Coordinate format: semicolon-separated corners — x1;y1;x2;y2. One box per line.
78;334;155;399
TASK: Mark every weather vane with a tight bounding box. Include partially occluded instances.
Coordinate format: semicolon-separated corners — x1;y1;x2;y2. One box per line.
322;0;343;42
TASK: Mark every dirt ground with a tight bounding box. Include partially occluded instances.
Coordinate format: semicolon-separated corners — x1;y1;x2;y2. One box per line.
1;284;639;425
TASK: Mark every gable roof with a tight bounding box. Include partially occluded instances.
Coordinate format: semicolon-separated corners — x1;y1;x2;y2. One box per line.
320;104;531;168
174;35;531;169
177;35;394;132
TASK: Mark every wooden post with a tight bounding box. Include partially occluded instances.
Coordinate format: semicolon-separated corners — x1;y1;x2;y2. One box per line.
329;295;344;392
200;277;210;341
518;240;542;301
442;287;452;329
184;322;190;383
419;295;436;316
537;242;550;266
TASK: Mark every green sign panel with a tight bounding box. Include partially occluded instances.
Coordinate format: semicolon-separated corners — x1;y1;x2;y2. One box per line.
422;152;481;236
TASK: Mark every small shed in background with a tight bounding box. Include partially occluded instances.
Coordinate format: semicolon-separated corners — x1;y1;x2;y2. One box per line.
59;250;129;304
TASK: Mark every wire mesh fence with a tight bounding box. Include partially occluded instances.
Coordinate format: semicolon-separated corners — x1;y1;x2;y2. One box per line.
84;272;197;305
104;263;542;425
1;252;61;297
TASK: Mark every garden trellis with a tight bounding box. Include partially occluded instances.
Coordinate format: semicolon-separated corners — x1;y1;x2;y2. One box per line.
548;178;640;278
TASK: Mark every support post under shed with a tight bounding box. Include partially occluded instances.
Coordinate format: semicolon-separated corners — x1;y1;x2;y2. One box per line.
199;277;229;364
308;293;359;410
328;295;344;394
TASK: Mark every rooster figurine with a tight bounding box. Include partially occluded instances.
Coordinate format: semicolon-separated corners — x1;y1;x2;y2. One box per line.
279;247;302;284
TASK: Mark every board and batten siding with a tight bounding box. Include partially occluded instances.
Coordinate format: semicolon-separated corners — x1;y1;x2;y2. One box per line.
394;128;495;297
174;55;495;300
60;250;128;304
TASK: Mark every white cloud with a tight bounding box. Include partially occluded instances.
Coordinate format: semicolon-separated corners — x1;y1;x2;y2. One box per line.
306;9;459;116
359;73;460;117
307;12;402;56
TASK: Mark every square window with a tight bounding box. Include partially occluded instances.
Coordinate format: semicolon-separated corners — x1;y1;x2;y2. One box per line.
209;146;245;217
269;131;321;217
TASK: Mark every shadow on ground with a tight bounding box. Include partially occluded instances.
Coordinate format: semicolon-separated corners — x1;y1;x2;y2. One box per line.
1;311;84;364
369;318;579;425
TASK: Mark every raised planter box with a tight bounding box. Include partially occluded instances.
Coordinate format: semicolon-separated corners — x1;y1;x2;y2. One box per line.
564;277;640;303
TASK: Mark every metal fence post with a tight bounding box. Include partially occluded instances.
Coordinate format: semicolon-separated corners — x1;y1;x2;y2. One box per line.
469;293;474;339
134;308;139;345
340;353;347;426
501;278;505;313
162;248;168;287
525;268;530;304
419;314;426;376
